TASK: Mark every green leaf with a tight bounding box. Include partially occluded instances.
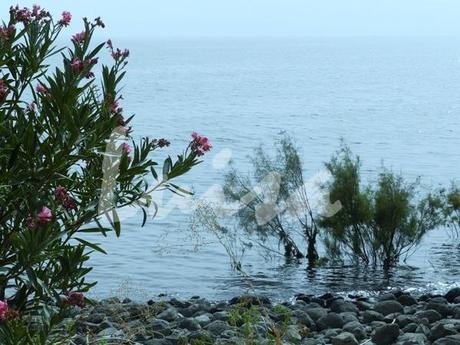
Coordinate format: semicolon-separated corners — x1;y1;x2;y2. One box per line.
151;167;158;180
141;207;147;227
112;208;121;237
169;183;193;196
78;227;113;234
7;144;20;170
162;157;172;180
75;238;107;255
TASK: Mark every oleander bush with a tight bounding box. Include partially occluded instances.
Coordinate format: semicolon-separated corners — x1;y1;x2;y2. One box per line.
319;145;444;268
0;5;210;343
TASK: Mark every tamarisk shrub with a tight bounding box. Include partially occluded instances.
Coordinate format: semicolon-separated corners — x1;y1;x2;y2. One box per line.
443;184;460;236
223;135;319;264
319;145;444;269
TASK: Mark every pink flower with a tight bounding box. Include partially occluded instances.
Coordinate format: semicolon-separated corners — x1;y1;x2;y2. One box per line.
32;5;40;17
0;25;15;40
71;31;86;43
59;11;72;26
37;206;52;224
7;25;15;36
156;138;170;148
116;126;131;136
190;132;212;156
111;48;130;60
62;196;76;210
36;83;47;94
64;291;85;308
121;143;132;154
0;300;9;322
26;216;37;230
109;101;120;114
30;5;49;20
70;58;84;71
55;186;76;210
0;80;9;102
14;7;32;24
54;186;67;200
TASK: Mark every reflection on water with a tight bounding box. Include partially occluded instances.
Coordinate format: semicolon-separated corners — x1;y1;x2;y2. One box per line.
210;237;460;301
88;227;460;301
431;242;460;275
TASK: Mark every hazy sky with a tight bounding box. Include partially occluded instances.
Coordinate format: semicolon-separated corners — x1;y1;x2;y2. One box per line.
1;0;460;38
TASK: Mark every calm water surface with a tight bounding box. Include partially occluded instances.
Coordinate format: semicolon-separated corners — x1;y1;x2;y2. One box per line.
87;37;460;301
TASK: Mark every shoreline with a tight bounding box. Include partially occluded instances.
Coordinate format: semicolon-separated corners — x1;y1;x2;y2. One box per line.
71;288;460;345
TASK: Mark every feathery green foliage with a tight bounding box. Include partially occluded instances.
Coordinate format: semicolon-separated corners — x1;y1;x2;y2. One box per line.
444;184;460;236
319;145;444;268
223;135;319;265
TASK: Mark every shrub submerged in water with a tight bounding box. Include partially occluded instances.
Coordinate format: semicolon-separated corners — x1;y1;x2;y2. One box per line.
444;185;460;236
319;145;445;268
218;137;445;270
0;5;210;343
223;135;321;265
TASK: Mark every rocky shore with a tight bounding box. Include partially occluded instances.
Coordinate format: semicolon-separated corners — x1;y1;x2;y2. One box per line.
71;287;460;345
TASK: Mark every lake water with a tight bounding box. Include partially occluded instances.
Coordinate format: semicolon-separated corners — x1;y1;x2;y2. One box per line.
87;37;460;301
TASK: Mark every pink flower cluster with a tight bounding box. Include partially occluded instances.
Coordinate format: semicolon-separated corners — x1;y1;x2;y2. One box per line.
0;300;8;322
0;25;15;40
27;206;52;230
106;96;130;133
10;6;31;23
70;58;84;71
0;79;9;102
10;5;50;24
121;143;133;163
71;31;86;44
109;100;121;114
190;132;212;156
55;186;76;210
31;5;50;20
26;217;37;230
155;138;171;148
121;143;132;154
64;291;85;308
59;11;72;26
70;57;97;72
116;125;131;136
32;4;41;17
114;117;132;136
112;48;130;60
38;206;52;224
36;83;48;94
107;40;129;61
